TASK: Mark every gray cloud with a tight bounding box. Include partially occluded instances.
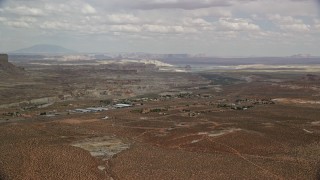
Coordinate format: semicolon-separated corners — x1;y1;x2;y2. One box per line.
0;0;319;56
86;0;245;10
133;0;232;10
0;0;5;7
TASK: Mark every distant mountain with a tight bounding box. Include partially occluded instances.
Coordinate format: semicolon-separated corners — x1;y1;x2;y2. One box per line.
12;44;76;54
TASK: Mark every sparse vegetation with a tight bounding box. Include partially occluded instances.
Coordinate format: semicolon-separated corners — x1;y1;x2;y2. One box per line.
0;56;319;179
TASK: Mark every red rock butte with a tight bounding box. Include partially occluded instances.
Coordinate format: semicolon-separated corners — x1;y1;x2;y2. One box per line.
0;54;9;64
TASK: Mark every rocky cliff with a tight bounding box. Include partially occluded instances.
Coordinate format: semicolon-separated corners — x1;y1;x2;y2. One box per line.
0;54;9;63
0;54;25;76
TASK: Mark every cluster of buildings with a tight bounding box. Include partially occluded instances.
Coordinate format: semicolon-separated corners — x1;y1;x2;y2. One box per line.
218;98;275;111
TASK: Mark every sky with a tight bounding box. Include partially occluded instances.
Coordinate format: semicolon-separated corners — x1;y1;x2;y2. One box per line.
0;0;320;56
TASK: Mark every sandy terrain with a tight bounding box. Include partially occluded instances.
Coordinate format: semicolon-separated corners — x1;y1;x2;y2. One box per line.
0;63;319;179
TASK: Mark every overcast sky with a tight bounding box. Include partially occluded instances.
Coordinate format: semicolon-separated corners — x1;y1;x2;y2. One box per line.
0;0;320;56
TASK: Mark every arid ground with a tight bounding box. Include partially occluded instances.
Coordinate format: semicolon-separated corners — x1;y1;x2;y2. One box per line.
1;58;320;179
